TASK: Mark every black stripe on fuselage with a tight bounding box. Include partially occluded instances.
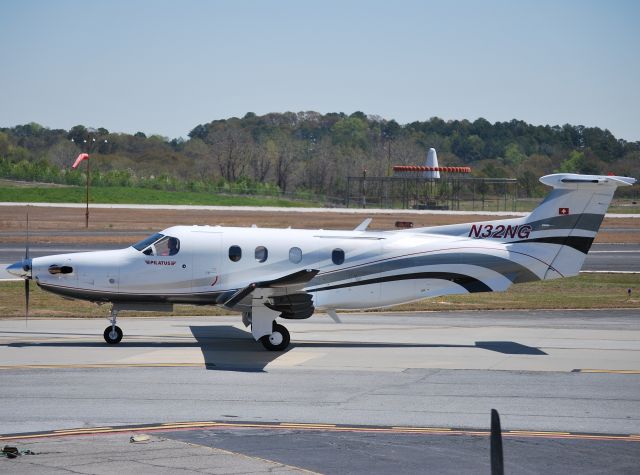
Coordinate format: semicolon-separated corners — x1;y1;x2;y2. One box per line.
310;251;540;287
510;236;595;254
36;282;224;305
527;213;604;233
308;272;492;294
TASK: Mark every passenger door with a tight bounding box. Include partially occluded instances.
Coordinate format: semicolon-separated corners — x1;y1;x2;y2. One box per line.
191;230;223;292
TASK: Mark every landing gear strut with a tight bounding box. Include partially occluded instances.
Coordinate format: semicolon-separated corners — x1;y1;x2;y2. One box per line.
259;322;290;351
103;307;123;344
248;290;292;351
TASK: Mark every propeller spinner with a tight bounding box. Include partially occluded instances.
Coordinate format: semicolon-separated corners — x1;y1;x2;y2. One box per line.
6;258;32;279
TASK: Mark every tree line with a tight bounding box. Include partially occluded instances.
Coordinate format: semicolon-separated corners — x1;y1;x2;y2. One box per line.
1;112;638;201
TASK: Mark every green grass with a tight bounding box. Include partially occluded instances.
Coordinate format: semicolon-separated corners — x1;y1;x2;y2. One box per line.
392;273;640;311
2;182;638;213
0;185;318;207
1;273;637;319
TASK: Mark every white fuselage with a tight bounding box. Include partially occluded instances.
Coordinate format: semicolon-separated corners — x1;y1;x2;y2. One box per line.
29;224;547;312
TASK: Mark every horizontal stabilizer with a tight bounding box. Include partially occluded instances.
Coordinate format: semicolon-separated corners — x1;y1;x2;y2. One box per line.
539;173;636;188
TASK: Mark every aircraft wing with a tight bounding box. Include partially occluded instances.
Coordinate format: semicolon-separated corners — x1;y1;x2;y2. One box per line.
222;269;319;319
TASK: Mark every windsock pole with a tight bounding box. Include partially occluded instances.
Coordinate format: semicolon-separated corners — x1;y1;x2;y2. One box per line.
72;152;91;228
85;156;90;228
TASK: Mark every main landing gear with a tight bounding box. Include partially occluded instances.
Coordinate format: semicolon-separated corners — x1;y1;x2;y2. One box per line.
247;291;292;352
103;307;123;344
259;322;290;351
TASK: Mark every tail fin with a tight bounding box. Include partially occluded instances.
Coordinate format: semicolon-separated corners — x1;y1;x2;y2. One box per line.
413;173;635;280
514;173;635;278
423;148;440;179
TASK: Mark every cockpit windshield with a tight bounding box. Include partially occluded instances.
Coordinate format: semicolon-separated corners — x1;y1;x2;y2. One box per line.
132;233;164;251
132;233;180;256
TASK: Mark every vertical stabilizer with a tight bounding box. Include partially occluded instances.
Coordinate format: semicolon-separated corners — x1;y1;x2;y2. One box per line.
411;173;636;283
514;174;636;278
423;148;440;179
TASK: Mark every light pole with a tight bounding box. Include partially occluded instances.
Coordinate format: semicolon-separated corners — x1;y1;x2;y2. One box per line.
361;168;367;208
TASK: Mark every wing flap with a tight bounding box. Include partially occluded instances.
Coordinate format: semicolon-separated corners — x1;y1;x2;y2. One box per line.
258;268;319;288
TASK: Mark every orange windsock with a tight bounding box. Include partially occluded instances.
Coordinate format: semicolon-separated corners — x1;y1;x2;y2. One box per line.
72;153;89;169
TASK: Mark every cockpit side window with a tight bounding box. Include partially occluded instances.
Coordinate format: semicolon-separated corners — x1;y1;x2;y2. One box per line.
153;236;180;256
136;235;180;256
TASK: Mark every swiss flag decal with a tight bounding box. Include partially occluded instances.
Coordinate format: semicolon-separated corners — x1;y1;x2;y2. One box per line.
559;208;570;215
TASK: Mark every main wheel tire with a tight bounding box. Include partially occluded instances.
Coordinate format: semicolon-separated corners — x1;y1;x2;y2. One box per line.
103;325;123;344
259;323;290;351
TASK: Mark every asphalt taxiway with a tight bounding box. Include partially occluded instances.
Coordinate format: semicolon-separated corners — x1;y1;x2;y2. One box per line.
3;423;639;474
1;311;639;473
1;310;639;431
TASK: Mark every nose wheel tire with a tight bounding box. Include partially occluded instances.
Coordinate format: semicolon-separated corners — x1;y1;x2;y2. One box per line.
104;325;123;344
259;323;290;351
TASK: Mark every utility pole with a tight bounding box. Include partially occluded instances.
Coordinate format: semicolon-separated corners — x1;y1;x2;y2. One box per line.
361;168;367;208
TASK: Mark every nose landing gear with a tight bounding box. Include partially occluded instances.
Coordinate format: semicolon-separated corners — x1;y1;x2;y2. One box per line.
103;325;123;344
103;308;123;344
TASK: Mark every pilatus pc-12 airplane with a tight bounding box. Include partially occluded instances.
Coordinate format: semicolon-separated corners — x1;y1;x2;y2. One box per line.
7;173;636;351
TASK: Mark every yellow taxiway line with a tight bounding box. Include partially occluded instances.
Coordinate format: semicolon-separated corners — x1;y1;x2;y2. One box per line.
2;363;640;373
573;369;640;374
0;363;206;370
2;420;639;443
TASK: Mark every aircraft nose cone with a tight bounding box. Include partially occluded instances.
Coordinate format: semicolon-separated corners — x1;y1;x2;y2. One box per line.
6;259;31;278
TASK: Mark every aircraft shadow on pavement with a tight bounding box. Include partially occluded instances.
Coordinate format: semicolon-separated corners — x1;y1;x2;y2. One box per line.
189;325;288;372
5;333;546;356
5;326;546;373
291;340;547;355
5;325;284;373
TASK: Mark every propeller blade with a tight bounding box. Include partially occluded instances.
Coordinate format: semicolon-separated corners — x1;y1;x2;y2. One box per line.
25;208;30;260
25;208;30;327
25;278;30;326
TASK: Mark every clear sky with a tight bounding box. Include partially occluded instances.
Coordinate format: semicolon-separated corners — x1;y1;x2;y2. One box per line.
1;0;638;141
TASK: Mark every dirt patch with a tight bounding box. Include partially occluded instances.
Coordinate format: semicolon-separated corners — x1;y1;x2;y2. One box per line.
0;179;72;188
0;205;637;245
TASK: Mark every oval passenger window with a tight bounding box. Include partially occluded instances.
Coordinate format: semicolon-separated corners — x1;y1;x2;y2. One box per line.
229;245;242;262
289;247;302;264
332;248;345;265
255;246;268;263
